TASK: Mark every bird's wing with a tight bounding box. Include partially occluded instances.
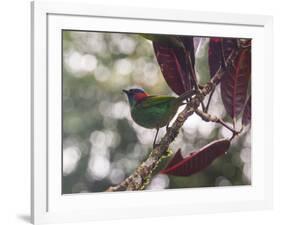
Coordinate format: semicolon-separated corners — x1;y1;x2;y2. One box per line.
137;96;176;108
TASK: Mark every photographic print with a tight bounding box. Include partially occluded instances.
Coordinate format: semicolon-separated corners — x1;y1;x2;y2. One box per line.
62;31;251;194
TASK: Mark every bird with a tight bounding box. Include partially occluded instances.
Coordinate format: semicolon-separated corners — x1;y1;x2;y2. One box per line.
123;88;195;148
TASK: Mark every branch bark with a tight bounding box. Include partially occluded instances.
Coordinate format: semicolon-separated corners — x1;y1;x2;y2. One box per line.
106;49;239;192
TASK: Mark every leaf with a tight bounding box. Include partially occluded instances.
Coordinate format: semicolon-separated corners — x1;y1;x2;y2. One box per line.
242;96;251;126
160;139;230;177
179;36;195;67
208;38;238;77
153;37;195;95
220;48;251;119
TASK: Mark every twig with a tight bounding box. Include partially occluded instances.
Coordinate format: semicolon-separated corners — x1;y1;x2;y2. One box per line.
205;87;216;113
183;48;206;111
187;53;199;91
201;100;206;112
195;109;242;139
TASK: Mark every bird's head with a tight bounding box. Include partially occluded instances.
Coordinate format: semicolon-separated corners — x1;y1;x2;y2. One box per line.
122;88;149;107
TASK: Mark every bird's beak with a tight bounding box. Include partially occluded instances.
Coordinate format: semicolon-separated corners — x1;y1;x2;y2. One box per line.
122;89;129;94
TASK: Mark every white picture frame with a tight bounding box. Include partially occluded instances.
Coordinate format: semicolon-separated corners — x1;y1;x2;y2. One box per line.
31;1;273;224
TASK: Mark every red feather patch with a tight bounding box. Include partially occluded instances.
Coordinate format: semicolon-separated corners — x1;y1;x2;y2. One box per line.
134;92;148;102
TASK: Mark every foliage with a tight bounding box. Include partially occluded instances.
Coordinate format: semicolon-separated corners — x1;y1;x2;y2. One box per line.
138;35;251;181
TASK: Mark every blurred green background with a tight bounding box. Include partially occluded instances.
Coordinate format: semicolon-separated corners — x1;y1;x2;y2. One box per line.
62;31;251;194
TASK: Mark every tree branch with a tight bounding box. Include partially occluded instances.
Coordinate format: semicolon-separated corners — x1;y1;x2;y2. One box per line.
106;49;239;192
195;108;242;138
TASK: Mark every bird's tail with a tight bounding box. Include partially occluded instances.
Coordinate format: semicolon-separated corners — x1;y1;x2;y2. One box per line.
176;89;196;103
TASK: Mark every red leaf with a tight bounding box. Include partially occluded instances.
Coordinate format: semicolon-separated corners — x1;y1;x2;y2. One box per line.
160;139;230;177
179;36;195;67
220;48;251;119
208;38;238;77
242;96;251;126
153;37;194;95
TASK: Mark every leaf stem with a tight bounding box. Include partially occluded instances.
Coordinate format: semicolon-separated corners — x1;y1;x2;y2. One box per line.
220;40;226;69
195;109;242;138
205;86;216;113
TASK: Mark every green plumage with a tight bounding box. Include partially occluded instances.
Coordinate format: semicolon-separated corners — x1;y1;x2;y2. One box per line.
131;96;181;129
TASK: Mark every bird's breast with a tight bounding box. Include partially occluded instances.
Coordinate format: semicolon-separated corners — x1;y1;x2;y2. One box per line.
131;102;178;129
